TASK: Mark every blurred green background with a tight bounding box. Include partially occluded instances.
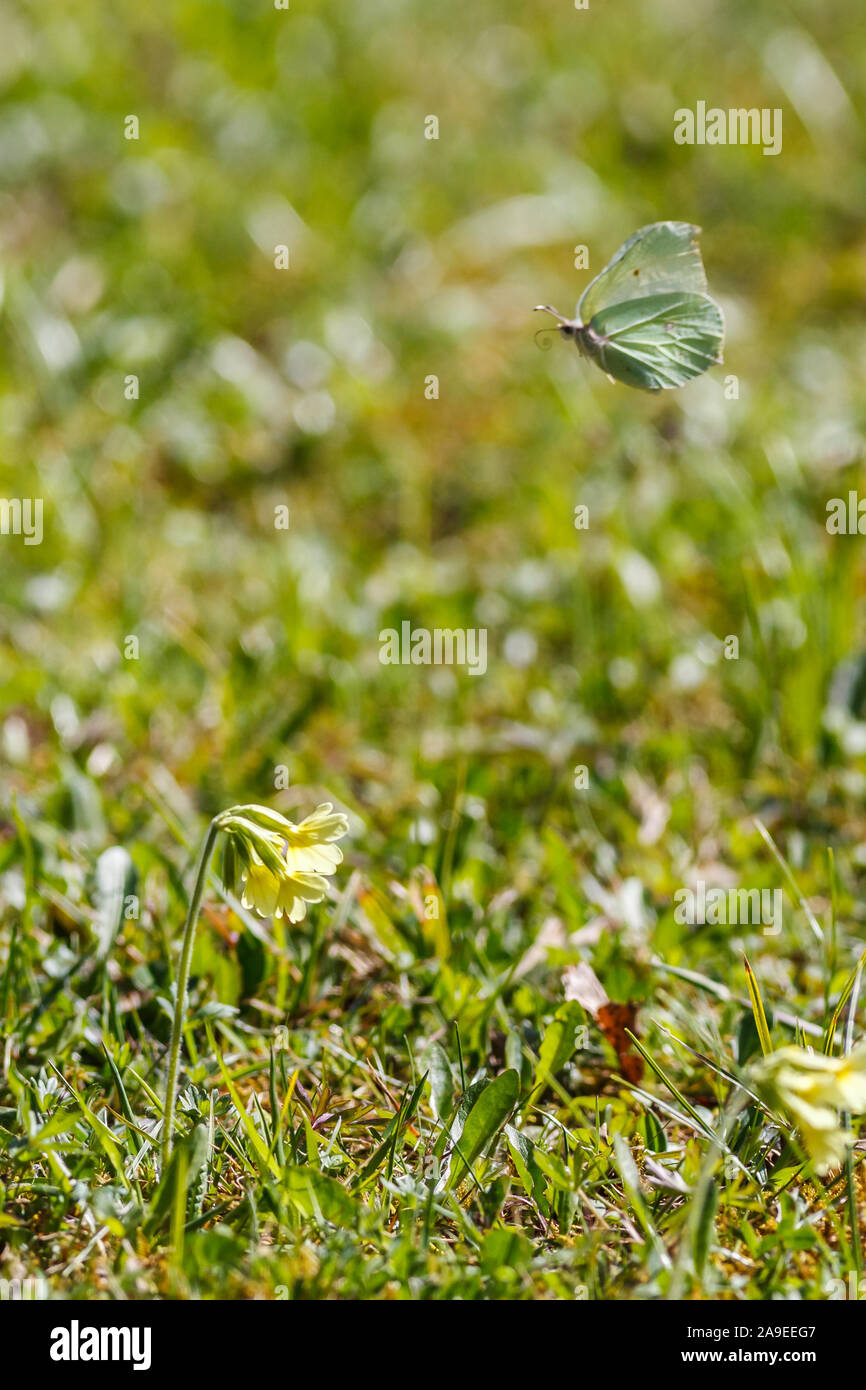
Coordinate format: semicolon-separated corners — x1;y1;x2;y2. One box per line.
2;0;866;988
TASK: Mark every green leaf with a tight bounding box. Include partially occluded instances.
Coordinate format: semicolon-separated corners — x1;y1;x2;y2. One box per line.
612;1133;670;1270
442;1069;519;1192
504;1123;550;1217
356;1073;426;1184
534;1001;584;1091
823;945;866;1055
692;1179;719;1279
48;1063;128;1186
215;1046;281;1179
433;1075;487;1162
144;1124;209;1236
426;1042;453;1124
743;954;773;1057
284;1167;360;1229
639;1110;667;1153
479;1225;532;1275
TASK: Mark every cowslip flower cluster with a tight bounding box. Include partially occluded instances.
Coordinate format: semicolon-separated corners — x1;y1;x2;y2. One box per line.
162;796;349;1165
751;1043;866;1175
217;803;349;922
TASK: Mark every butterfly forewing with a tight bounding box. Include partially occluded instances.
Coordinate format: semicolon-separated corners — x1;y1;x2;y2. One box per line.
585;290;724;392
577;221;708;323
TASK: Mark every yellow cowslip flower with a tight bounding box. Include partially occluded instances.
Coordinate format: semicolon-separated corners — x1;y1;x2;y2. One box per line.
219;801;349;921
283;804;348;873
239;853;283;918
275;870;329;923
163;798;349;1166
752;1043;866;1175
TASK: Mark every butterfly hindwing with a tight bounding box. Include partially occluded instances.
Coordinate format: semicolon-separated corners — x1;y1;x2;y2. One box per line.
584;290;724;392
577;221;709;324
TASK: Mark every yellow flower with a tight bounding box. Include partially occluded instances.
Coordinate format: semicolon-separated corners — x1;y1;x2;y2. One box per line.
284;804;347;874
752;1043;866;1175
795;1122;851;1178
240;854;282;917
222;801;349;921
163;798;349;1167
275;870;329;923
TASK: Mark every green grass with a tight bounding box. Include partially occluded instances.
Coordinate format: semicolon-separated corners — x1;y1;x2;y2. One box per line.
2;0;866;1300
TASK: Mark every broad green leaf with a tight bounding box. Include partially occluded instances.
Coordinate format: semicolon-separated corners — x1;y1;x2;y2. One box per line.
534;1001;584;1091
284;1166;359;1228
479;1226;532;1274
60;756;105;836
433;1075;487;1162
426;1042;453;1123
504;1123;549;1215
442;1069;519;1192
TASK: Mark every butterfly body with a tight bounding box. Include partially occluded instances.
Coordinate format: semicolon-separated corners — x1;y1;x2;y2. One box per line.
546;319;607;365
536;221;724;392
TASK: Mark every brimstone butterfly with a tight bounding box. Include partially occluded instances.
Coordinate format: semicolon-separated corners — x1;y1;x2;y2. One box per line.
535;221;724;391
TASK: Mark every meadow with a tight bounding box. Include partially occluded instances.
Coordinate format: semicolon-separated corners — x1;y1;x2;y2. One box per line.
1;0;866;1301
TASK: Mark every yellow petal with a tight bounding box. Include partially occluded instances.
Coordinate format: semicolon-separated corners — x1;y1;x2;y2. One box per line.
241;863;281;917
800;1123;853;1176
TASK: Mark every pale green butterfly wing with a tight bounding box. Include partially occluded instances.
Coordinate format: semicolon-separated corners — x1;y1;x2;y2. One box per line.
578;222;709;323
583;290;724;392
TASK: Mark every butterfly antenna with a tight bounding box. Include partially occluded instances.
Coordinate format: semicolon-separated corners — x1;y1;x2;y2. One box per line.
534;305;574;350
533;304;569;325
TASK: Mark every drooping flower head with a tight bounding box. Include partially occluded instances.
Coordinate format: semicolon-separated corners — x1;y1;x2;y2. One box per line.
217;802;349;922
751;1043;866;1175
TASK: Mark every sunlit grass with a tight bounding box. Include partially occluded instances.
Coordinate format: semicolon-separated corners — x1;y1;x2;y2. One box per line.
1;0;866;1300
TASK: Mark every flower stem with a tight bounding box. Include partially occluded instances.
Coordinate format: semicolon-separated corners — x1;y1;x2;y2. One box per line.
161;817;220;1168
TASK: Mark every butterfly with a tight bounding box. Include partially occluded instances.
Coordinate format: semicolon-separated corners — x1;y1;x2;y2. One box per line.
535;220;724;392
